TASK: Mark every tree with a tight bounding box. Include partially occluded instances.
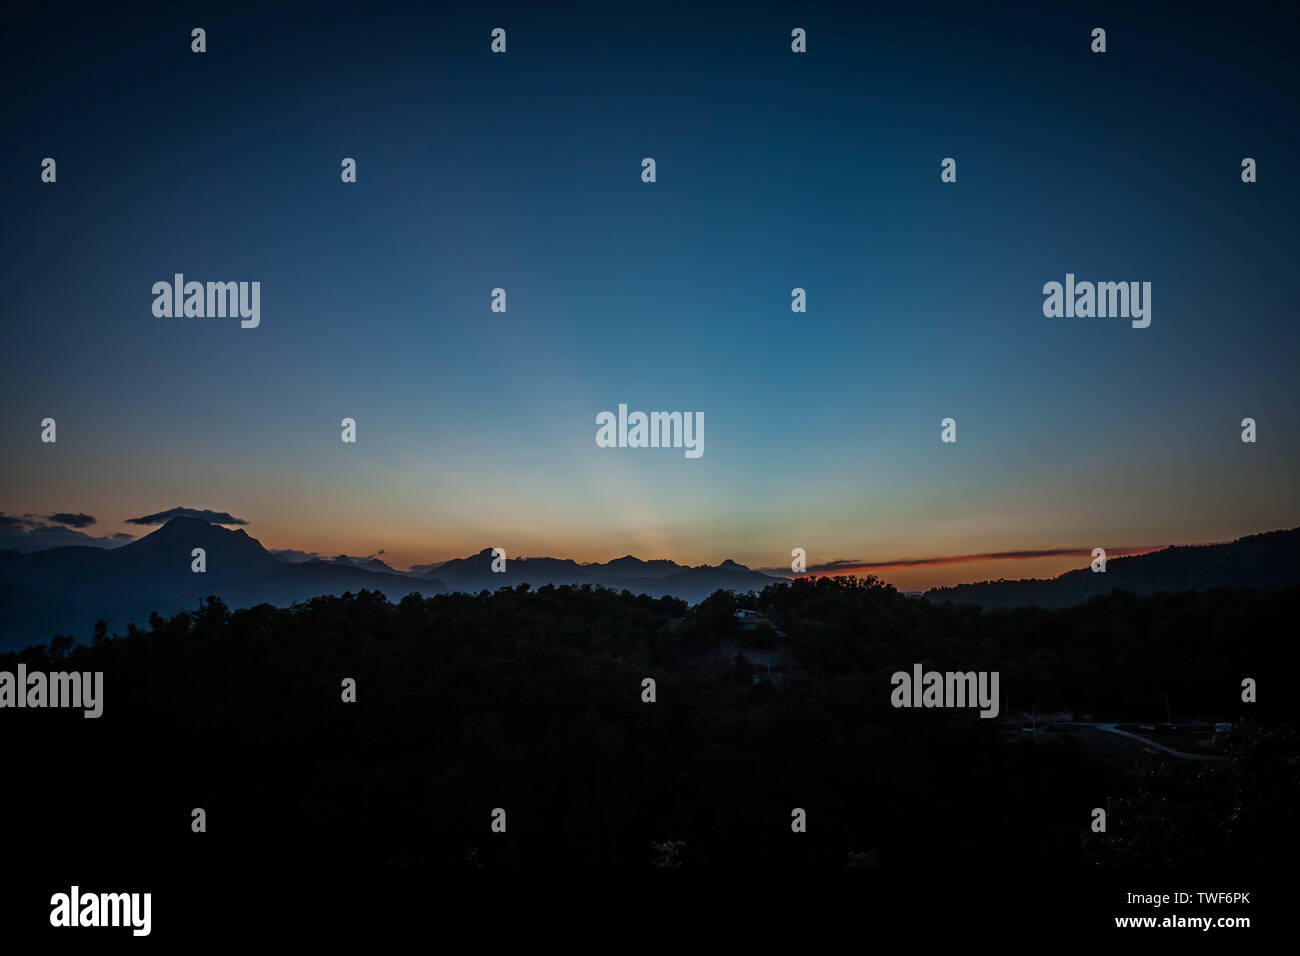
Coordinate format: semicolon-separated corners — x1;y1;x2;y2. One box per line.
651;840;687;867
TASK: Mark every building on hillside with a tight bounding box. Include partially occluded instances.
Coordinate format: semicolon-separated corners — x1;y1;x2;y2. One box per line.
733;609;786;637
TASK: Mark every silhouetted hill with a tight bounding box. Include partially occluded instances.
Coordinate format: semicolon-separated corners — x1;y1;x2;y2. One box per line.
925;528;1300;608
0;522;784;648
428;548;782;602
0;517;447;649
600;555;684;580
326;554;398;574
4;578;1295;875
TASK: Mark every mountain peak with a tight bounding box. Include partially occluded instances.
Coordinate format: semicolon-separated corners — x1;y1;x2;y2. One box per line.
147;515;243;539
120;516;276;571
159;515;213;529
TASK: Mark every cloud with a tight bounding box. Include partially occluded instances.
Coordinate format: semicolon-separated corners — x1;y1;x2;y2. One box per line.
0;511;134;553
268;548;322;564
125;507;248;526
47;512;96;528
760;545;1165;577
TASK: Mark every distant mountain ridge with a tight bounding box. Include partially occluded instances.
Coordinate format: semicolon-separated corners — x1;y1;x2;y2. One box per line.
6;518;1294;648
0;517;446;650
923;528;1300;608
415;547;783;601
0;518;784;649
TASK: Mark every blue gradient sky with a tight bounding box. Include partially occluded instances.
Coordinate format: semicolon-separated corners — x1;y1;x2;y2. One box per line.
2;1;1297;590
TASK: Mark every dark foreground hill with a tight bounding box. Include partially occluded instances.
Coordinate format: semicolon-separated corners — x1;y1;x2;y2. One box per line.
2;577;1296;872
925;528;1300;608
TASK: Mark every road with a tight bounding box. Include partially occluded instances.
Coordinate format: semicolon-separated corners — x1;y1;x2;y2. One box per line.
1059;722;1229;762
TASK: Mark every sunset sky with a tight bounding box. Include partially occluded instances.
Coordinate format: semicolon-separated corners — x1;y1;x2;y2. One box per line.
2;2;1297;593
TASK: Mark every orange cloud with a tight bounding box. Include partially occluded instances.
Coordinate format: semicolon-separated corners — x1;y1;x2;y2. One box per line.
795;545;1165;577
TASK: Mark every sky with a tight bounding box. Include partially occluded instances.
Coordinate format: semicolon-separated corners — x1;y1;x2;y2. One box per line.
2;1;1297;592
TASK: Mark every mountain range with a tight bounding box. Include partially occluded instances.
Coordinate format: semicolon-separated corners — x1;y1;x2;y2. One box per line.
424;549;776;600
2;519;1297;650
923;527;1300;608
0;517;783;649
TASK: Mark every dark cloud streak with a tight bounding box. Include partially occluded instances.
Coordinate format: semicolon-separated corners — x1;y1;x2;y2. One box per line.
0;511;133;552
760;545;1167;576
125;507;248;526
47;512;96;528
813;546;1164;573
